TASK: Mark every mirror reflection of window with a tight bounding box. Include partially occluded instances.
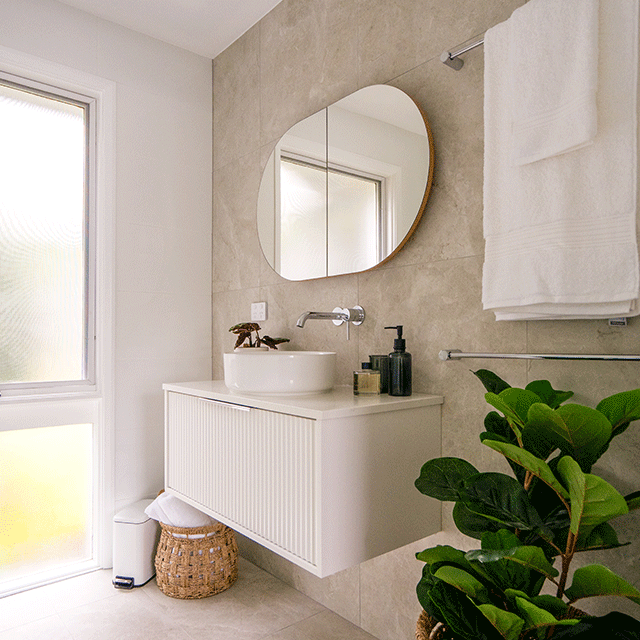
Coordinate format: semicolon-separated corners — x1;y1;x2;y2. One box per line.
279;156;327;280
327;166;381;276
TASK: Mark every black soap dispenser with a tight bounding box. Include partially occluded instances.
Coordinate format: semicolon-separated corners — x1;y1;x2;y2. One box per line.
385;325;412;396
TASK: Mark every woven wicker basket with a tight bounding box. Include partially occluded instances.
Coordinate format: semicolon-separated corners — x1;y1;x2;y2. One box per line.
154;521;238;599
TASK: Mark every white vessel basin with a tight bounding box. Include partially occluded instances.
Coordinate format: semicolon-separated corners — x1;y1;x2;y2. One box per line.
223;350;336;395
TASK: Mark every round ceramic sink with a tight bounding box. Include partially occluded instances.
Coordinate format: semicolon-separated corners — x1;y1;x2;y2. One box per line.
223;350;336;395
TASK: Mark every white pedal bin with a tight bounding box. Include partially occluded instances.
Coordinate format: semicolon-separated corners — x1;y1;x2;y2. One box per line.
112;498;159;589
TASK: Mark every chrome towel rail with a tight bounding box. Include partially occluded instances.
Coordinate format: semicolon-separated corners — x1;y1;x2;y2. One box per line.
441;34;485;70
439;350;640;362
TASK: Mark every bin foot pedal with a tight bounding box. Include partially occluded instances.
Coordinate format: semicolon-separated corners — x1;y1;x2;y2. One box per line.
113;576;135;589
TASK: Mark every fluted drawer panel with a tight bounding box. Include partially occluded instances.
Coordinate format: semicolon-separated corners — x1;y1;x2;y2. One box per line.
166;392;316;564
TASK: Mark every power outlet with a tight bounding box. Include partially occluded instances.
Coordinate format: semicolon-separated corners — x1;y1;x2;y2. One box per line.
251;301;268;322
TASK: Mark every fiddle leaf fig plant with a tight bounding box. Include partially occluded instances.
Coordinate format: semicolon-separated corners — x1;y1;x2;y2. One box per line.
229;322;290;350
415;370;640;640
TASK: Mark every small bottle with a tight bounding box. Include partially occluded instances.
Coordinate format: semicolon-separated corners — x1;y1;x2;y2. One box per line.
384;325;412;396
369;354;390;393
353;362;381;395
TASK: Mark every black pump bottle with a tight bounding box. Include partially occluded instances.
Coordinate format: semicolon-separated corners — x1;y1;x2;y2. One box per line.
384;325;412;396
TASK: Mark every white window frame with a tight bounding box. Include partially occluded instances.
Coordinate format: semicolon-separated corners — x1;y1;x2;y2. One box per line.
0;45;115;592
0;72;97;399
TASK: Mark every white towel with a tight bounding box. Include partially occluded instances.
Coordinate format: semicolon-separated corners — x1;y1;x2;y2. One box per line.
482;0;639;321
144;492;215;528
510;0;599;166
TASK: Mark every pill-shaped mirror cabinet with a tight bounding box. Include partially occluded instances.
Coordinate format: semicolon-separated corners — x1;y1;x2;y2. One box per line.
257;85;434;281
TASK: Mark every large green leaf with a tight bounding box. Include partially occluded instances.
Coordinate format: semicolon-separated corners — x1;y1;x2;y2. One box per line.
557;457;628;534
459;473;553;540
525;379;573;409
481;528;522;551
476;604;524;640
416;545;469;567
415;457;479;501
433;565;490;603
484;411;515;442
465;545;558;580
453;501;504;540
576;522;628;552
428;580;503;640
565;564;640;605
556;457;585;535
482;440;569;501
596;388;640;432
474;369;511;394
515;597;579;639
527;403;612;471
485;393;525;437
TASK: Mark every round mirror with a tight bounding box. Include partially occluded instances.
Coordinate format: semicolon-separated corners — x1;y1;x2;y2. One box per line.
257;85;434;281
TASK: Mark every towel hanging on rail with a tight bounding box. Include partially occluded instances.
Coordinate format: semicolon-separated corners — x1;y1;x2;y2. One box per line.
482;0;639;321
508;0;599;166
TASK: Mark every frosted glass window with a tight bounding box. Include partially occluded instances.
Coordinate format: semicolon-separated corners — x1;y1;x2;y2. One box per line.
0;424;93;586
0;80;90;387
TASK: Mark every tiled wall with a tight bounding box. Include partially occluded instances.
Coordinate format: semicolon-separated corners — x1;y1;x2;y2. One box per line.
212;0;640;638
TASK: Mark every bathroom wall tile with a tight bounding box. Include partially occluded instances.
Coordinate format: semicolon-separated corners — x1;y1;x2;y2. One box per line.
262;275;361;386
412;0;526;71
213;24;261;170
237;535;361;625
213;150;263;293
259;0;359;145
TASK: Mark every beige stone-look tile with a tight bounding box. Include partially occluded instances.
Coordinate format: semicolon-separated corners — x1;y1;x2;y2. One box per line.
359;531;480;640
58;588;193;640
376;54;485;270
214;24;261;170
0;583;57;632
356;0;424;87
412;0;526;71
261;275;361;386
213;150;263;293
265;610;379;640
260;0;359;145
144;558;325;640
0;615;72;640
237;535;361;626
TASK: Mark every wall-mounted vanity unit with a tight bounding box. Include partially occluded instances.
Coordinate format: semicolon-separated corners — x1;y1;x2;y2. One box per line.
163;381;443;577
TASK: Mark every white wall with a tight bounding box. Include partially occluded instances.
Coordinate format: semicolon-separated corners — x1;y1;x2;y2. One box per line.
0;0;213;518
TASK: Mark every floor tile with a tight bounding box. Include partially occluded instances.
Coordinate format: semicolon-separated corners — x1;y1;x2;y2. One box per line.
264;610;380;640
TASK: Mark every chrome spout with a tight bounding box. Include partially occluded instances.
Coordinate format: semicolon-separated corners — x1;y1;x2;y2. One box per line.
296;306;365;328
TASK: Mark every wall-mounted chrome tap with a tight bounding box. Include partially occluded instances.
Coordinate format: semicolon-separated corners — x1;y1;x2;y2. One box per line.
296;306;365;338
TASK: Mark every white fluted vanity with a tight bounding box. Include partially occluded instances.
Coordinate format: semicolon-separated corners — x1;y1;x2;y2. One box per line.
163;381;443;577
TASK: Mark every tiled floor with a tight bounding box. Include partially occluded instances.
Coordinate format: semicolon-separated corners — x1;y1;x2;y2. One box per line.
0;558;380;640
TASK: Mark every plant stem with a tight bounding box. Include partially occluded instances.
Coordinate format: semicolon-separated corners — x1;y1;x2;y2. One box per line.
556;531;577;598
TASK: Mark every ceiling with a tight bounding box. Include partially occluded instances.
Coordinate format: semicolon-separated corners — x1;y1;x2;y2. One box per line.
55;0;284;59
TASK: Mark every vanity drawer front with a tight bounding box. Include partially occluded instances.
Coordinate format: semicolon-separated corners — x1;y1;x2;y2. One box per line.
166;391;317;565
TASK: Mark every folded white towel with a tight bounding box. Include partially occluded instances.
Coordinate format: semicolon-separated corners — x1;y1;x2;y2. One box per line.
509;0;599;166
144;492;215;528
482;0;639;321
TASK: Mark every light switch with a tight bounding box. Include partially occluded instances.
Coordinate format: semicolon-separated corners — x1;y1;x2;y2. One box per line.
251;302;267;322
